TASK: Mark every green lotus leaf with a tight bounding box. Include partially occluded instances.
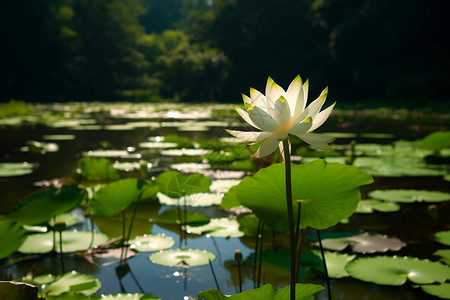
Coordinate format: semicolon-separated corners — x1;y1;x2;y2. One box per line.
197;283;323;300
420;131;450;151
355;199;400;213
435;230;450;246
155;171;211;198
0;162;34;177
44;292;90;300
77;157;119;181
10;185;85;225
128;234;175;252
445;174;450;182
311;250;356;278
220;185;240;209
18;230;109;254
420;282;450;299
43;134;76;141
42;271;101;296
149;248;215;267
163;134;194;148
92;293;160;300
0;220;27;259
434;249;450;265
90;178;143;217
155;209;209;226
236;160;373;230
185;218;244;238
295;147;342;158
346;256;450;285
369;189;450;203
360;133;395;139
157;192;222;207
314;232;406;253
0;281;42;300
353;157;445;177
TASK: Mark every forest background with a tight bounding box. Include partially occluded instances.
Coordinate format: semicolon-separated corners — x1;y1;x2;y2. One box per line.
1;0;449;109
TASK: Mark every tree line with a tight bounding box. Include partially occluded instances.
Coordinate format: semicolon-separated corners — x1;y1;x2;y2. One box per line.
1;0;449;107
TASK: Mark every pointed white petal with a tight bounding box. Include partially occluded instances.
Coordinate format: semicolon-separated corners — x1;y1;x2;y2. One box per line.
265;77;285;103
248;106;279;132
234;106;260;129
304;87;328;119
273;96;291;127
295;132;335;150
249;88;267;109
302;79;309;111
309;101;336;132
286;75;302;115
289;117;313;135
253;132;287;158
226;129;272;142
242;93;252;106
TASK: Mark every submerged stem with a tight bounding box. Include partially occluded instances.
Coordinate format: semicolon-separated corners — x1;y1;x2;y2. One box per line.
283;138;296;300
317;230;332;300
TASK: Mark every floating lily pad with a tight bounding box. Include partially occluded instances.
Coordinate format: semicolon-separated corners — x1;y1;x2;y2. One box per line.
198;283;324;300
369;189;450;203
160;149;212;156
420;282;450;299
169;162;211;172
210;179;241;193
353;157;445;177
435;230;450;246
155;171;211;198
346;256;450;285
149;249;216;267
43;134;76;141
77;157;119;181
360;133;395;139
42;271;101;296
311;250;356;278
10;186;85;225
48;213;80;227
155;209;209;225
91;293;161;300
434;249;450;265
18;230;109;253
113;162;153;172
128;234;175;252
236;160;373;231
185;218;244;238
82;149;130;158
157;192;222;207
0;162;34;177
0;220;27;259
356;199;400;213
139;142;178;149
90;178;143;217
314;232;406;253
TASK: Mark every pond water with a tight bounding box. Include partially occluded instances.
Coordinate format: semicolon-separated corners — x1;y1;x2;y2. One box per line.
0;103;449;300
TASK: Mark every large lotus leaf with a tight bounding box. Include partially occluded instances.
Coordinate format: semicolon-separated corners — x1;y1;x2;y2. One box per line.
128;234;175;252
434;249;450;265
197;283;323;300
355;199;400;213
420;131;450;151
155;171;211;198
420;282;450;299
10;185;85;225
77;157;119;181
149;248;215;267
157;192;222;207
42;271;101;296
155;209;209;225
346;256;450;285
0;281;43;300
90;178;143;217
185;218;244;238
313;232;406;253
18;230;109;254
0;220;27;259
435;230;450;246
311;250;356;278
220;185;240;209
369;189;450;203
237;214;270;237
0;162;34;177
236;160;373;230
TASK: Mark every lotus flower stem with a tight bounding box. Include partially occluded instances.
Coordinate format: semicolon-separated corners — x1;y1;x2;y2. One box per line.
124;192;143;262
235;250;243;293
295;228;305;283
283;138;296;300
208;258;221;291
257;222;264;287
252;218;262;288
317;230;332;300
58;231;65;274
120;210;126;263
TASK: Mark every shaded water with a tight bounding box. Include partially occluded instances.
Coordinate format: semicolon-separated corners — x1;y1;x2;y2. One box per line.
0;104;449;299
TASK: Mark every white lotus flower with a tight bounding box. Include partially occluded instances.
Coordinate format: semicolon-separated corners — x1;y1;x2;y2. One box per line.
227;75;335;158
